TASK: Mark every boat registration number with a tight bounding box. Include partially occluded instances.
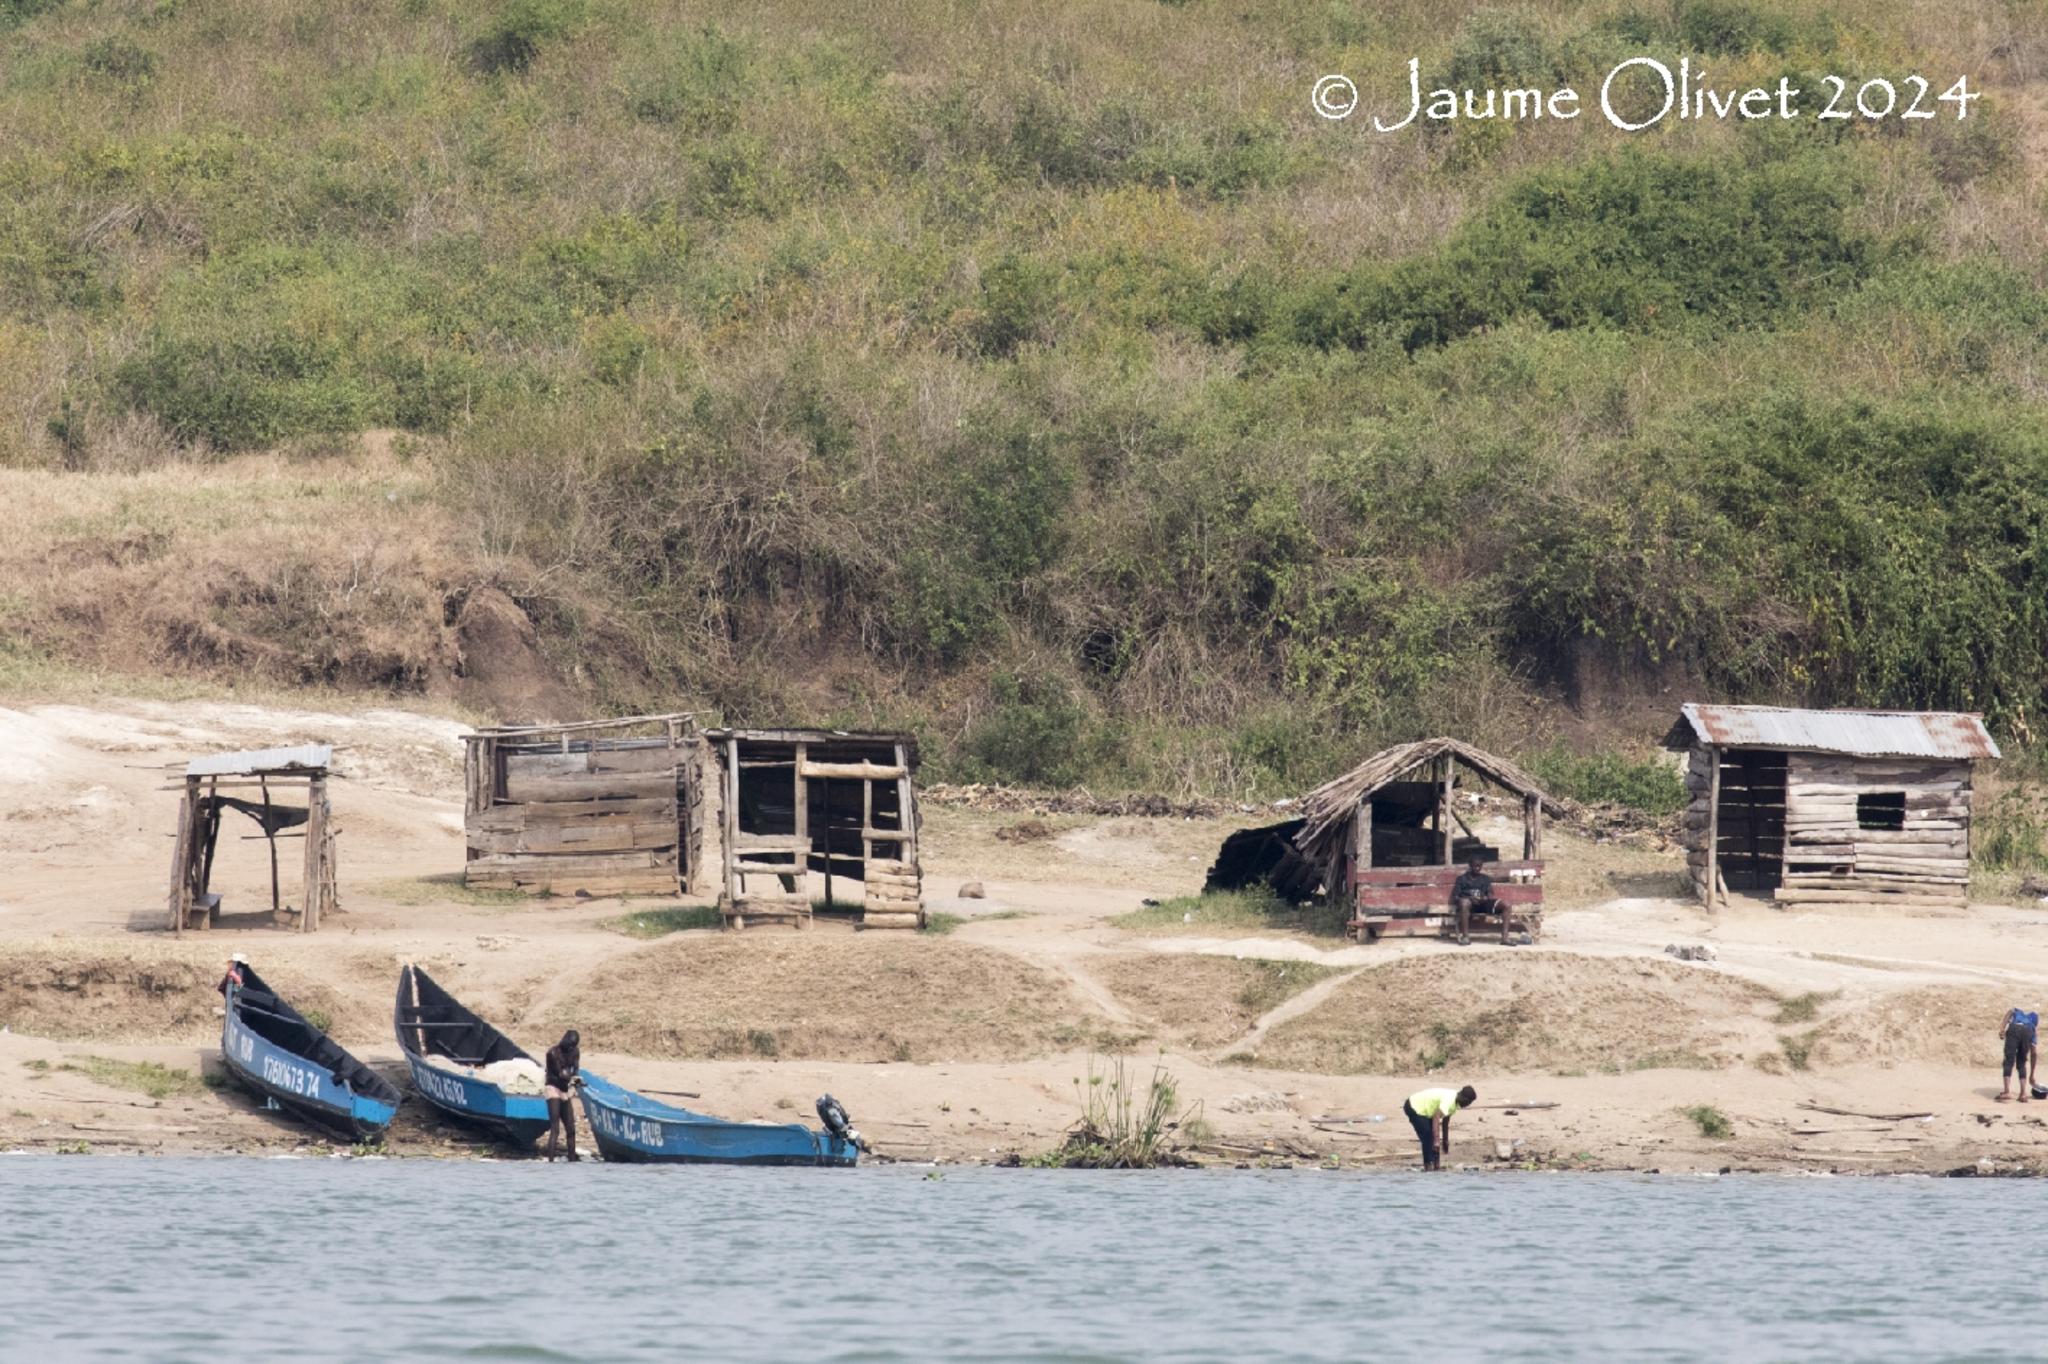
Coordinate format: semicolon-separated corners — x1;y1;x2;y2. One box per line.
593;1108;664;1148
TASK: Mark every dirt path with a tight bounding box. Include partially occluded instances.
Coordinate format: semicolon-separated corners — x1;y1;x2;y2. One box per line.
1214;967;1367;1060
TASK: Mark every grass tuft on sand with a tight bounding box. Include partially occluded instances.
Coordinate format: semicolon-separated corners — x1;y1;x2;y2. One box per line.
68;1056;206;1100
1112;888;1343;939
602;905;723;938
1683;1105;1733;1140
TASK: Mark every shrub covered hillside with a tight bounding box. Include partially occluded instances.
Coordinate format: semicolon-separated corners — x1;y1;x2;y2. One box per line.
3;0;2048;795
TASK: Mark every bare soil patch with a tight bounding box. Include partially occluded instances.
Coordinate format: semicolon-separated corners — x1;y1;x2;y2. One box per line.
539;935;1108;1063
1253;952;1781;1077
1091;953;1340;1050
0;945;384;1044
1814;986;2009;1070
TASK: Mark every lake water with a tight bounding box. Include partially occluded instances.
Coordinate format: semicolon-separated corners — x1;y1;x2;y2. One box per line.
1;1156;2039;1362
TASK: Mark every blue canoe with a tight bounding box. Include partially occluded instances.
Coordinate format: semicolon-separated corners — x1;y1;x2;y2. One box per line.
577;1073;860;1166
222;966;401;1141
394;963;550;1147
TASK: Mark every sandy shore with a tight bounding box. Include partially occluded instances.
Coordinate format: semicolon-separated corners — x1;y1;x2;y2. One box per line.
2;697;2045;1174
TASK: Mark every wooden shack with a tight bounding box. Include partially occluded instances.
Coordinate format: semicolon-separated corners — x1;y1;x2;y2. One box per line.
1292;738;1566;940
1664;704;2000;908
708;729;921;930
168;745;337;935
462;714;702;896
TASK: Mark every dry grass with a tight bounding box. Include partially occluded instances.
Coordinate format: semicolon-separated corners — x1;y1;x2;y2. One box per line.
0;945;385;1045
1252;952;1780;1077
1091;952;1340;1050
1813;985;2011;1070
540;934;1111;1062
0;442;467;699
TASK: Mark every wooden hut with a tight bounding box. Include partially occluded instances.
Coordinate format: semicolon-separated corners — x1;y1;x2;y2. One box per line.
462;714;702;896
1663;704;2000;909
167;745;337;935
1292;738;1566;941
708;729;921;931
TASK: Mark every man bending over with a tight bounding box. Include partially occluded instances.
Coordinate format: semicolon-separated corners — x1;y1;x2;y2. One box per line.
1404;1084;1476;1171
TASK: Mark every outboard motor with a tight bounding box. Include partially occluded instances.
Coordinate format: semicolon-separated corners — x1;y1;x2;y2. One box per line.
816;1093;869;1153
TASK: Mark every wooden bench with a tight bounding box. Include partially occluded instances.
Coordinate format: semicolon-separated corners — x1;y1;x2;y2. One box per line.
1349;862;1544;943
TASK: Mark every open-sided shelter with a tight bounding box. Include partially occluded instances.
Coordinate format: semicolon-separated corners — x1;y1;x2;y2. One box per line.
1293;738;1566;941
708;728;922;930
168;745;337;935
462;713;701;896
1664;704;1999;908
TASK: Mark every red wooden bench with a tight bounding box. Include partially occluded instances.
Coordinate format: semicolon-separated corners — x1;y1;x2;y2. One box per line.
1349;861;1544;943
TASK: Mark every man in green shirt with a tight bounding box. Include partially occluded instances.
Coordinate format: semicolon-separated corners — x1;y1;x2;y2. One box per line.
1403;1084;1477;1170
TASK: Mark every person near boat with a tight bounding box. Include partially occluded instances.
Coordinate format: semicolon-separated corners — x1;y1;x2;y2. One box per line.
1998;1008;2037;1102
216;952;247;996
1404;1084;1475;1170
544;1029;582;1161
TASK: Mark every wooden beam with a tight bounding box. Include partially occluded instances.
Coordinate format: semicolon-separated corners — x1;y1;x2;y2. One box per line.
1704;745;1721;910
799;760;906;781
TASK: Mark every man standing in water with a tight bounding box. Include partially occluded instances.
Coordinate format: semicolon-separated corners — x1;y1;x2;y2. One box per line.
1998;1008;2037;1102
544;1029;582;1161
1404;1084;1476;1170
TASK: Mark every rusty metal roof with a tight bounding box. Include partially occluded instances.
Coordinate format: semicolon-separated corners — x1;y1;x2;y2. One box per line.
186;744;333;778
1664;705;2000;761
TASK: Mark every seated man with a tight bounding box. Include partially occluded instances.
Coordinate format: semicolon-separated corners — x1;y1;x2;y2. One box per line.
1451;853;1511;947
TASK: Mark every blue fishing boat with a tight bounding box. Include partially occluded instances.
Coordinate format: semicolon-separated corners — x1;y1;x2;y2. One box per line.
393;963;551;1147
577;1073;863;1166
221;965;401;1141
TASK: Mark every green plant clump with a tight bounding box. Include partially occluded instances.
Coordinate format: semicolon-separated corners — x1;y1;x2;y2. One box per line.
1683;1105;1733;1139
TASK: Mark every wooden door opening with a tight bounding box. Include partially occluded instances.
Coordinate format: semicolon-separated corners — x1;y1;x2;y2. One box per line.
1716;749;1786;892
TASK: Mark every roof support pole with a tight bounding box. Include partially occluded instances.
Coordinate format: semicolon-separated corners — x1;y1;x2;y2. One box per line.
1438;756;1454;865
1704;744;1722;911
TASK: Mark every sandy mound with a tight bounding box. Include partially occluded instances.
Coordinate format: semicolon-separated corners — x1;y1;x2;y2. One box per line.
0;946;384;1045
1253;952;1780;1077
1814;986;2015;1070
1091;954;1339;1051
542;935;1104;1063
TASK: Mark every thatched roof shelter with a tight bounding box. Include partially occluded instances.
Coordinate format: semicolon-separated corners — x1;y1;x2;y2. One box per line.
1293;737;1567;866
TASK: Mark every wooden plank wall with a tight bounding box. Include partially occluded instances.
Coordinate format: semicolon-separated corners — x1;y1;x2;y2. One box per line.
465;737;688;895
1779;754;1971;907
1680;747;1714;903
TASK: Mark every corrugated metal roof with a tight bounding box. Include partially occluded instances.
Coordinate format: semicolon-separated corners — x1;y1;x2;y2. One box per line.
1667;705;2000;761
186;744;333;777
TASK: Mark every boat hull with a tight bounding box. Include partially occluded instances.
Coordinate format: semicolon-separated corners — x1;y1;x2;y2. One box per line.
402;1053;551;1146
577;1074;858;1166
222;1004;397;1142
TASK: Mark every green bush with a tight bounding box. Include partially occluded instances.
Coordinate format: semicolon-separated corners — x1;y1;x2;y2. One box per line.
1296;149;1878;353
470;0;583;75
1527;746;1687;817
960;672;1117;788
1976;788;2048;873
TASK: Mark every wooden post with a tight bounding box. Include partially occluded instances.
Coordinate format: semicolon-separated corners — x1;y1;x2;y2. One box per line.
721;736;740;922
1438;756;1454;865
1344;801;1370;921
1527;795;1542;858
894;741;918;874
800;742;822;910
301;775;326;933
1704;744;1722;910
1522;794;1536;859
262;770;282;917
861;775;873;880
167;777;198;936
